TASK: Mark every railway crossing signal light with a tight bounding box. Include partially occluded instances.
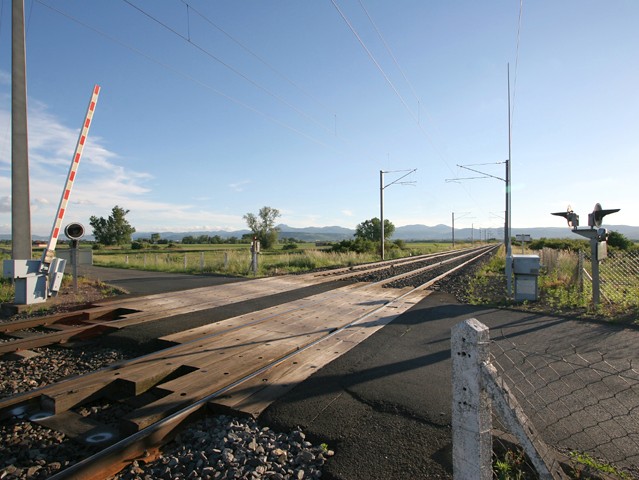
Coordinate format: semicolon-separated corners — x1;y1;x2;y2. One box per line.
551;205;579;228
596;227;608;242
64;223;85;240
550;202;620;306
588;203;620;228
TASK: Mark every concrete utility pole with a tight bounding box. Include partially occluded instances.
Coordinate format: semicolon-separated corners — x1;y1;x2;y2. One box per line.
445;66;514;296
11;0;32;260
505;64;513;297
379;169;416;260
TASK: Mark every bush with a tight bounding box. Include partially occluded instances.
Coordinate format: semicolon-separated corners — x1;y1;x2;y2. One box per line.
607;231;633;250
330;238;377;254
394;239;406;250
529;237;588;252
131;241;149;250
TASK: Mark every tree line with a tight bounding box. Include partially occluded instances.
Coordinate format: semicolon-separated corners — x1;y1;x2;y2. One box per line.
87;205;401;254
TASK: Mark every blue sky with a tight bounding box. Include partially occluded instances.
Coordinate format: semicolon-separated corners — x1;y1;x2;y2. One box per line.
0;0;637;237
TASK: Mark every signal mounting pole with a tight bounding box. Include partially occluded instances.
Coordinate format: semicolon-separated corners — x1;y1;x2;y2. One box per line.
552;203;620;306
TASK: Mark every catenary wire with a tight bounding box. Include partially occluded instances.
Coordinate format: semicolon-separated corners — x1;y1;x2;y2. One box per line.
332;0;471;187
510;0;523;134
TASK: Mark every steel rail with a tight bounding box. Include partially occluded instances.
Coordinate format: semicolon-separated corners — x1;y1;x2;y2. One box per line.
0;247;488;354
0;246;496;413
45;245;498;480
364;244;496;287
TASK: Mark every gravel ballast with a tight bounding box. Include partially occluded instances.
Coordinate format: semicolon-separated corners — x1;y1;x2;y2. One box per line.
114;415;333;480
0;255;491;480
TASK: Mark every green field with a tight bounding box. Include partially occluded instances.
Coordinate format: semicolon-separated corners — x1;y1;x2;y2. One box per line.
89;242;468;276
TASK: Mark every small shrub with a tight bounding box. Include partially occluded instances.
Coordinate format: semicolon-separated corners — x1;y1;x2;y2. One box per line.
0;277;14;303
569;451;631;479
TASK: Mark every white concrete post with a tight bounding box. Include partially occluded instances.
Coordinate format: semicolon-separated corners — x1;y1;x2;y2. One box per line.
451;318;492;480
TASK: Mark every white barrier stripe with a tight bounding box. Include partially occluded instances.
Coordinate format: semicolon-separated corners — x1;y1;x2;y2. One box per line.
42;85;101;266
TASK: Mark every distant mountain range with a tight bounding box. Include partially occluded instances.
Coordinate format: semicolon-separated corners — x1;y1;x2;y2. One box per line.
3;224;638;243
133;223;639;242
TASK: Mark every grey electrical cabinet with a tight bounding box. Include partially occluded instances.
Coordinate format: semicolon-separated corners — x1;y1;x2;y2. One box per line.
512;254;540;302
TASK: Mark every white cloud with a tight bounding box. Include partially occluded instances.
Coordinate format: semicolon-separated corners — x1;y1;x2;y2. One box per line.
0;99;227;235
229;180;251;192
0;196;9;213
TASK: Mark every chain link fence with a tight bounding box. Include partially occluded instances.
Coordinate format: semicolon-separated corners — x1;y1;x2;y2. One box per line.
595;250;639;306
452;318;639;479
491;334;639;478
539;248;639;309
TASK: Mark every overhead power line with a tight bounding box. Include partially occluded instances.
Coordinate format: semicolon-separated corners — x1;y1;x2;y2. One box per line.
34;0;341;152
330;0;417;123
122;0;335;136
510;0;524;132
331;0;463;182
179;0;335;116
357;0;420;108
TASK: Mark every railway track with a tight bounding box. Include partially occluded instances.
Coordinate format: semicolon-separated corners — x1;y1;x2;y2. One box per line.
0;244;497;480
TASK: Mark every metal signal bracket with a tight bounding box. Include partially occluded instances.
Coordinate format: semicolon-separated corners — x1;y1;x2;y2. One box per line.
550;202;620;306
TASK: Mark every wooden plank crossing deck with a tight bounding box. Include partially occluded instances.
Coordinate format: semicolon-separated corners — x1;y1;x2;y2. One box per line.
209;292;424;418
0;274;432;439
0;274;341;354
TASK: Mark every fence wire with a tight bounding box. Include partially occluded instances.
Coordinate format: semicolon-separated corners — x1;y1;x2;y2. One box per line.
489;335;639;479
539;248;639;309
596;250;639;305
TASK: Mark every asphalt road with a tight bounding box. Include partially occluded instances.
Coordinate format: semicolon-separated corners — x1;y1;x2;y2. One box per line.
79;267;639;479
262;292;639;479
77;265;246;295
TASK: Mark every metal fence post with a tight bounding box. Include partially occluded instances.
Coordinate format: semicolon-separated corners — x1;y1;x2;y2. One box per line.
451;318;492;480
